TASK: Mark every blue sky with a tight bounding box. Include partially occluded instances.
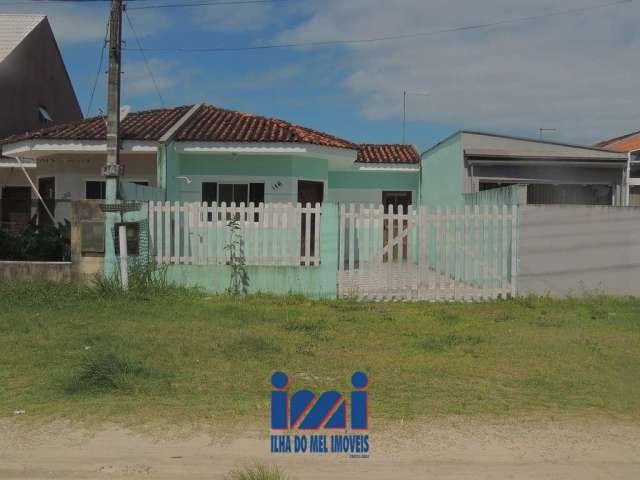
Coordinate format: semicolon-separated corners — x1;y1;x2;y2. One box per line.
2;0;639;149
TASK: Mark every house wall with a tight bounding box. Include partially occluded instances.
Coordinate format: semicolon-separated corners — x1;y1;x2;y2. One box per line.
518;205;640;297
0;18;82;139
327;171;418;204
421;133;465;206
0;155;156;224
173;152;328;203
159;145;420;205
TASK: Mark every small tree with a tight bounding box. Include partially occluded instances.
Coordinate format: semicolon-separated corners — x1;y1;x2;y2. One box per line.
225;218;249;295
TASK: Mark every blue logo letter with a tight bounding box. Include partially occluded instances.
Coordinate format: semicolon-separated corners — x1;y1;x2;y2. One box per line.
271;371;289;429
351;371;368;430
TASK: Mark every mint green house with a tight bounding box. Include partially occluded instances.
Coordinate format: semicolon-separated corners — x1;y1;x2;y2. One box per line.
1;103;421;297
153;104;421;209
2;103;420;212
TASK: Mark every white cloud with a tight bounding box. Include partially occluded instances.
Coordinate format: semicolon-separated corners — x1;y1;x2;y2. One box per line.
0;3;169;43
276;0;640;143
122;58;180;100
192;3;274;32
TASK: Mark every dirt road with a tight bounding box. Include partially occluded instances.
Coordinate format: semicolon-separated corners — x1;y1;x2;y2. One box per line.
1;419;639;479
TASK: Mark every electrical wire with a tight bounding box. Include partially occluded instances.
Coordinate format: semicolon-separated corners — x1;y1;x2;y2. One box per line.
125;0;634;53
86;17;109;116
128;0;289;9
124;8;165;106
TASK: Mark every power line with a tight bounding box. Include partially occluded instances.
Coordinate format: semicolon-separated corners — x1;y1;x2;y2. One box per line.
125;0;634;53
124;8;165;106
128;0;289;10
86;17;109;116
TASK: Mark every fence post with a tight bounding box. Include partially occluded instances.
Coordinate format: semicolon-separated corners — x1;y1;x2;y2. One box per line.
319;203;339;299
118;224;128;290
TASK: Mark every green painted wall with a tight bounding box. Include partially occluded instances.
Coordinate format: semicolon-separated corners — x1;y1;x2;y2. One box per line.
328;171;419;204
155;142;422;206
421;133;464;206
104;203;339;298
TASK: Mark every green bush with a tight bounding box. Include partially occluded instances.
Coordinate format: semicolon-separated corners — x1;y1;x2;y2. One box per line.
66;351;148;394
0;221;70;261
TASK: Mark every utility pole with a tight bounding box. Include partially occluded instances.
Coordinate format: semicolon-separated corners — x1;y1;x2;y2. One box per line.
102;0;124;202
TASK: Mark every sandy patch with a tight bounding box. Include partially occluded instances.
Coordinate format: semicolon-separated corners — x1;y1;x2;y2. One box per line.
1;418;639;479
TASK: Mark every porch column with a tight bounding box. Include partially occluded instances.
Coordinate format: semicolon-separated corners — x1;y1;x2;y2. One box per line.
157;143;179;201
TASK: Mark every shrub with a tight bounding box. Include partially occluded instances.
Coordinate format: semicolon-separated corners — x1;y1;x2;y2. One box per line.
0;221;70;261
66;351;148;394
226;464;288;480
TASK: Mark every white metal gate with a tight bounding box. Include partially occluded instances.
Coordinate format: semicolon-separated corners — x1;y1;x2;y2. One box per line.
338;204;518;301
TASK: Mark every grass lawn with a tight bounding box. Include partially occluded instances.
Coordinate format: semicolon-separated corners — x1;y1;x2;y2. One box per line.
0;282;639;426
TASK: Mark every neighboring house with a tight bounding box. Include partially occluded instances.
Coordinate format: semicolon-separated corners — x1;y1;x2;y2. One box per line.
0;103;420;223
0;14;83;230
596;130;640;206
421;131;627;206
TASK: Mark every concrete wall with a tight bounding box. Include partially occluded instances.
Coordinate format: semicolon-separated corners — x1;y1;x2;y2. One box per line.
70;200;105;283
518;205;640;297
0;18;81;139
0;261;71;282
103;202;340;298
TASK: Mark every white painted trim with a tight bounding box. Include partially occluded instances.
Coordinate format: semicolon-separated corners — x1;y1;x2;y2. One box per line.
357;165;420;172
159;104;202;143
2;139;158;156
0;159;35;168
173;141;357;160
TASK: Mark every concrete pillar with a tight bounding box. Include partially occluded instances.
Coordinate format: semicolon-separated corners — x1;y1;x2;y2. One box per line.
70;200;105;282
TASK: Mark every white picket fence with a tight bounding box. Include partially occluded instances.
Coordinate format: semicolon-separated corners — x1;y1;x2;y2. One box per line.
148;201;322;266
338;204;518;301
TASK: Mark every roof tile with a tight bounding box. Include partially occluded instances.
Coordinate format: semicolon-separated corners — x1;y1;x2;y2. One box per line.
596;130;640;153
357;144;420;164
2;104;420;165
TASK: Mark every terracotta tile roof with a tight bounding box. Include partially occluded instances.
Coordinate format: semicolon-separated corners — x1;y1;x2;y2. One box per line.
357;144;420;164
1;105;193;144
596;130;640;153
1;103;356;150
174;104;355;149
1;104;421;165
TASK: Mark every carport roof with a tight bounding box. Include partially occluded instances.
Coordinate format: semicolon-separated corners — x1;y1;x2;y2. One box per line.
459;131;626;162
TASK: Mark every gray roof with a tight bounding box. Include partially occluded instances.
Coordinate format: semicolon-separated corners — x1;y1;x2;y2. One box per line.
0;14;45;63
462;131;626;161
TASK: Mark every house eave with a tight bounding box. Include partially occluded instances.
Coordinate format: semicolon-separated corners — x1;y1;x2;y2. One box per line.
466;156;626;168
356;163;420;172
1;139;159;157
173;141;357;160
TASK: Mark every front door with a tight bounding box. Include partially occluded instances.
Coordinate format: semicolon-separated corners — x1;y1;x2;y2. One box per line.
297;181;324;263
38;177;55;227
297;180;324;206
1;186;31;233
